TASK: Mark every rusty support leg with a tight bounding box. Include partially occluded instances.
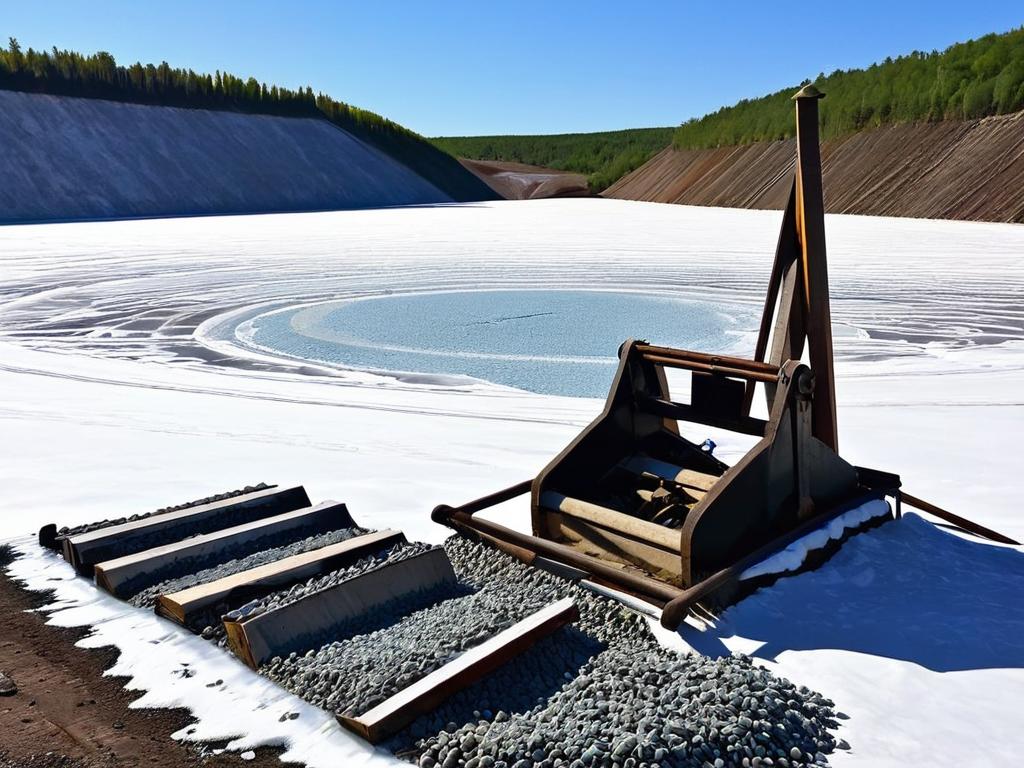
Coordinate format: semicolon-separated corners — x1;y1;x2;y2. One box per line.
901;492;1020;545
793;86;839;451
743;180;798;414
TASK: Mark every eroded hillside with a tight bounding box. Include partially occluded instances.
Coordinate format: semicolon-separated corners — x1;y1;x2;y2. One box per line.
0;91;454;223
605;110;1024;222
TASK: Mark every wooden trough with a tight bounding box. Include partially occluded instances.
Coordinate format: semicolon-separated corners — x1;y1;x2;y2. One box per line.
63;485;311;575
338;597;579;743
224;547;457;669
156;529;406;628
92;500;354;598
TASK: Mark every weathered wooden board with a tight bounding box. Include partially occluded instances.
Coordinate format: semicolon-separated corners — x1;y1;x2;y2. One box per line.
621;456;718;492
93;500;354;598
156;529;406;626
339;597;579;743
540;491;683;551
548;511;683;583
62;485;310;575
224;547;457;669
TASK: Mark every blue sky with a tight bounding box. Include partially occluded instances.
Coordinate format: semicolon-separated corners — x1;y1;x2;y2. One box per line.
2;2;1021;136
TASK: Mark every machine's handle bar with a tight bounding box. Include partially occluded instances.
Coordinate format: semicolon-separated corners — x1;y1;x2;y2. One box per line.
901;491;1019;546
432;482;684;606
434;481;905;631
635;344;781;383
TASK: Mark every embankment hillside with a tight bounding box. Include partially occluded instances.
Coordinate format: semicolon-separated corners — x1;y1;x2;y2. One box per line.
460;159;590;199
0;90;454;223
605;110;1024;222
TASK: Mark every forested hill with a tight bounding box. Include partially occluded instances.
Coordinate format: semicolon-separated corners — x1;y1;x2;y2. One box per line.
674;26;1024;149
0;39;495;202
431;128;674;192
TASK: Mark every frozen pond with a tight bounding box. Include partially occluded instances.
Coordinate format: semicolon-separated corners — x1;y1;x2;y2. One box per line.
239;290;756;396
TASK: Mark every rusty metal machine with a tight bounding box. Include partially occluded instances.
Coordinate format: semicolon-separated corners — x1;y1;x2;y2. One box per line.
433;86;904;628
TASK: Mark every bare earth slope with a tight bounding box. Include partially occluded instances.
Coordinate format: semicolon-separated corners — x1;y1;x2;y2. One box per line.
605;110;1024;222
0;91;451;223
459;158;590;200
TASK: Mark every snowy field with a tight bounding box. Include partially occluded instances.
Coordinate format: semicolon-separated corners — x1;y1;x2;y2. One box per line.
1;199;1022;766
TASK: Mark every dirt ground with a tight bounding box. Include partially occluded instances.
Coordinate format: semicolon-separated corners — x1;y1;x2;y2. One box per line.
459;158;590;200
0;552;286;768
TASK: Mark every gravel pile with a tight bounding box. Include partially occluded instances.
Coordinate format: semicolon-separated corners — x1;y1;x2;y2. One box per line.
127;524;371;609
54;483;272;539
402;537;844;768
262;560;562;716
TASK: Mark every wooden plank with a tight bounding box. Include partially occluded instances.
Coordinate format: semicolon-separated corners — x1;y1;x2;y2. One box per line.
156;529;406;626
549;512;683;583
339;597;579;743
64;485;310;574
540;492;683;551
93;501;355;598
620;456;718;492
224;547;457;669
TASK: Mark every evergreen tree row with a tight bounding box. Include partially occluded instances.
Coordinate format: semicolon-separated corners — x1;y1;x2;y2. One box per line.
674;27;1024;150
431;127;675;193
0;39;493;202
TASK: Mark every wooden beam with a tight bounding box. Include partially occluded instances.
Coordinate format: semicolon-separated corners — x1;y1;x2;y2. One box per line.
94;501;354;598
224;547;457;669
620;456;719;492
156;529;406;626
793;86;839;451
63;485;310;575
539;492;682;551
338;598;579;743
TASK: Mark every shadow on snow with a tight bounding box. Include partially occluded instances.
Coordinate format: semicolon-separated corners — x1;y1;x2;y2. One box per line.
682;513;1024;672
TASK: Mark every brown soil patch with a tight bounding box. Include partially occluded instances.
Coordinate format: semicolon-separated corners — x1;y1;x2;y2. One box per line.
0;555;286;768
460;159;590;200
604;110;1024;223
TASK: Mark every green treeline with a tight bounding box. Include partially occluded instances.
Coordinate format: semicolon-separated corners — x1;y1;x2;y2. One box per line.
0;39;493;201
674;27;1024;150
431;128;674;192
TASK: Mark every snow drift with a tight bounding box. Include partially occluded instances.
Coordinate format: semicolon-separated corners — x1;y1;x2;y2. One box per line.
0;90;452;223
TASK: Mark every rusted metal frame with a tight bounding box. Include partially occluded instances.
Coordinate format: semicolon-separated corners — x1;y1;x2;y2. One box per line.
901;491;1020;545
792;384;815;520
743;179;799;415
764;258;806;407
639;395;768;437
640;354;780;383
677;360;804;584
433;494;684;605
661;485;895;629
793;89;839;451
635;343;780;375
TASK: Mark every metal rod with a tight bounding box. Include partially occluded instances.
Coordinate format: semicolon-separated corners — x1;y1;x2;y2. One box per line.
640;354;780;384
433;500;684;604
636;344;780;374
744;180;799;415
901;491;1020;545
